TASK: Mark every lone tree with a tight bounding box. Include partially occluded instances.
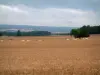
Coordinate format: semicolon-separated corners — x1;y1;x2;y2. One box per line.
17;30;21;36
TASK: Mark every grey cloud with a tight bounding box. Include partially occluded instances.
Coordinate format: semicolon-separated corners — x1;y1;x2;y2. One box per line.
0;4;99;27
0;0;100;10
0;0;100;26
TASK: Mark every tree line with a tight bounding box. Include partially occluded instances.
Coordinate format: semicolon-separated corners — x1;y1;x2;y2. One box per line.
70;25;100;38
0;30;51;36
0;25;100;37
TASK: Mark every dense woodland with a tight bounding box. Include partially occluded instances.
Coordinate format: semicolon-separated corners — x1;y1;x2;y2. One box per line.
80;25;100;34
70;25;100;38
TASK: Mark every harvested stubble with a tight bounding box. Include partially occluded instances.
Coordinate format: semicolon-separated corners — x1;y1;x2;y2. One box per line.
0;35;100;75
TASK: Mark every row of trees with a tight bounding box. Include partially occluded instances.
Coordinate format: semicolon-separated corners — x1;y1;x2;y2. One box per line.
0;30;51;36
70;25;100;38
0;25;100;37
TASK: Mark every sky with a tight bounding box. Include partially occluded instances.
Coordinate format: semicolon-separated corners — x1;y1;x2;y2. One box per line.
0;0;100;27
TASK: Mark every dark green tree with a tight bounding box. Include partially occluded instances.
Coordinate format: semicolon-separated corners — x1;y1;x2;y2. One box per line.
17;30;21;36
0;32;2;36
70;29;80;38
70;25;90;38
79;25;90;37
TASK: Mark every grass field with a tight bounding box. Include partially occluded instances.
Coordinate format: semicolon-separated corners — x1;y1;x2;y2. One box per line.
0;35;100;75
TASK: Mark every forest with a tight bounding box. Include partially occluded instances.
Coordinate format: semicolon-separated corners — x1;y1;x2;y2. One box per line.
70;25;100;38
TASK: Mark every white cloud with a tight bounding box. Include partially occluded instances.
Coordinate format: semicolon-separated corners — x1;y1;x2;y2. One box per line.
0;5;28;13
0;4;99;27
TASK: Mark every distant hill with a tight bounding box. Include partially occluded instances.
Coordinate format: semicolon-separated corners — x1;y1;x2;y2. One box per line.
0;24;78;33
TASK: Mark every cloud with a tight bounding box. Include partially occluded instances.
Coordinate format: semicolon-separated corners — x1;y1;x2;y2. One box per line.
0;5;28;13
1;0;100;10
0;4;99;27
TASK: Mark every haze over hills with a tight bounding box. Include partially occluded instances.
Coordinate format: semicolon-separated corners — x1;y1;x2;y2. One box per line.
0;24;77;33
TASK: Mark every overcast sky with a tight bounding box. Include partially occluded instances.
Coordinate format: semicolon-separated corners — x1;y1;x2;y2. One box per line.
0;0;100;27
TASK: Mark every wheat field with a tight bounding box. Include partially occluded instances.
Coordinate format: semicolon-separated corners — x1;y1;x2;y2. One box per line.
0;35;100;75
